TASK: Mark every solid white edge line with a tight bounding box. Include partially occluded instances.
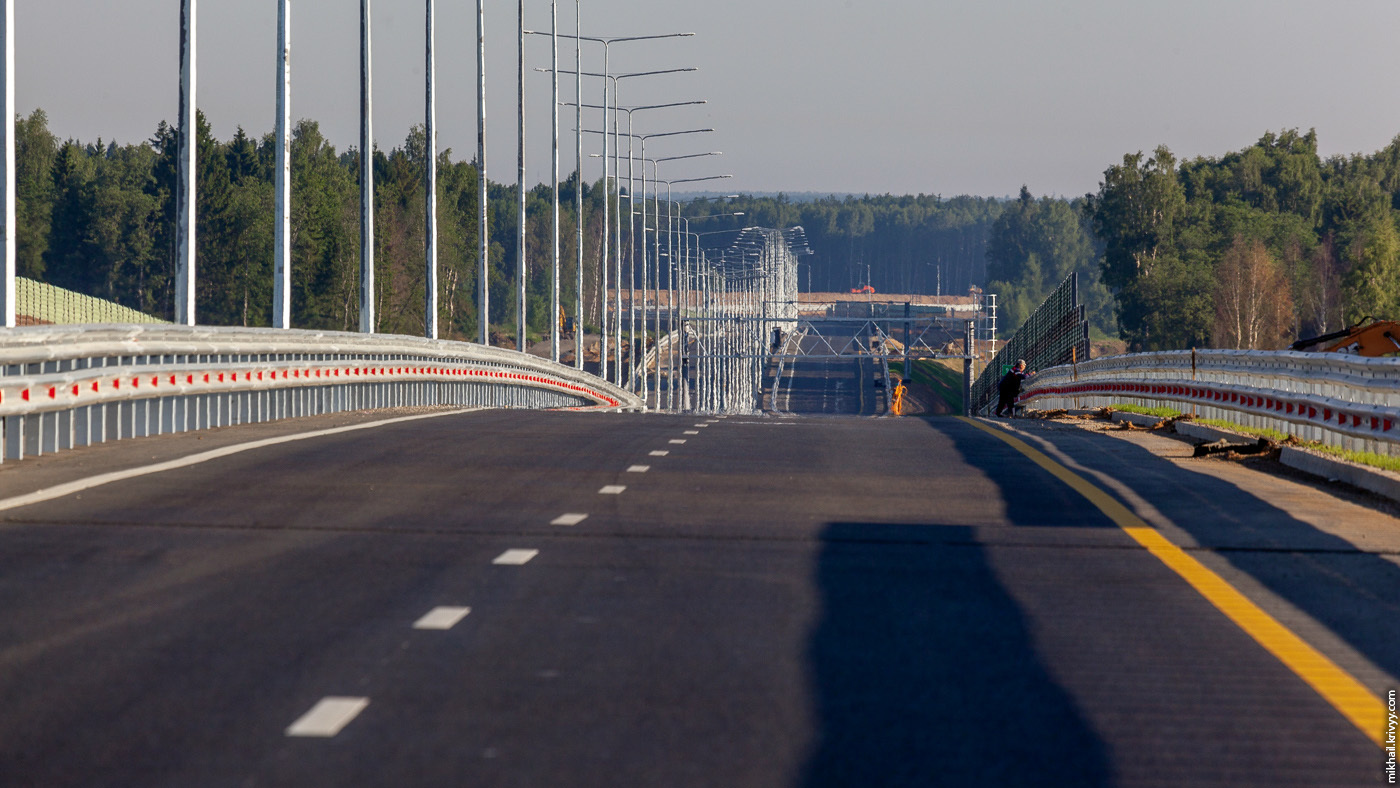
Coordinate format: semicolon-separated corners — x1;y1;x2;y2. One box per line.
286;697;370;737
412;606;472;630
0;409;482;515
551;513;588;526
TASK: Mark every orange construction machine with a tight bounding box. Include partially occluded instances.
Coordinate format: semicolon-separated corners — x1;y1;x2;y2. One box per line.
1291;318;1400;357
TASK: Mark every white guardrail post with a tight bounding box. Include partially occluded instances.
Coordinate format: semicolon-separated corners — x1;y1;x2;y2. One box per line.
1018;348;1400;457
0;325;641;463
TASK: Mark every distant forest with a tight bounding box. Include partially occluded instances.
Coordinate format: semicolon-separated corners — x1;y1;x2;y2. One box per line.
1082;130;1400;351
12;107;1400;351
12;105;1004;340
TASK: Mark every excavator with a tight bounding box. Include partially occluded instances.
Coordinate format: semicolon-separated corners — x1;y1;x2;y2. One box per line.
1291;317;1400;357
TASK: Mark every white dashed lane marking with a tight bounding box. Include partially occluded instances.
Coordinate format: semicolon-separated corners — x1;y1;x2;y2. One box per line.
627;465;650;473
683;431;700;435
286;697;370;737
693;424;709;428
413;607;472;630
493;549;539;565
598;485;627;495
669;439;686;445
649;450;670;457
552;513;589;526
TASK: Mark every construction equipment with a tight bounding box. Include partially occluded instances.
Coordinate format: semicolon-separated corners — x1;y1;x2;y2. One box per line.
1291;318;1400;357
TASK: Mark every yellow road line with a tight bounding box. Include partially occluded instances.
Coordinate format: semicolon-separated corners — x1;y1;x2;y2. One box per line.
959;416;1387;748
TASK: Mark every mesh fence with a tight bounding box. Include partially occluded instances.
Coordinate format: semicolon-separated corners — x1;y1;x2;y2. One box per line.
970;272;1089;415
15;277;167;326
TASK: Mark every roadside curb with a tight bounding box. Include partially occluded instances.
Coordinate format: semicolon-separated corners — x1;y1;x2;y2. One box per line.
1277;447;1400;505
1169;420;1400;507
1039;408;1400;508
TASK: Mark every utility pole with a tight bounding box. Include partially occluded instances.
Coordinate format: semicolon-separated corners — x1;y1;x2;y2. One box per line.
1;0;13;328
424;0;438;338
359;0;374;333
176;0;197;326
273;0;291;328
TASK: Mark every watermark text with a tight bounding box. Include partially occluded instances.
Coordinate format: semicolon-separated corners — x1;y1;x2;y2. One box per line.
1387;690;1396;784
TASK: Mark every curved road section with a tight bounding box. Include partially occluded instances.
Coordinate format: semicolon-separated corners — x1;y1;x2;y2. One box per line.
0;408;1393;786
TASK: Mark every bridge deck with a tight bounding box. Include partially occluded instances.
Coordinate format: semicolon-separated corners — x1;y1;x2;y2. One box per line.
0;409;1391;785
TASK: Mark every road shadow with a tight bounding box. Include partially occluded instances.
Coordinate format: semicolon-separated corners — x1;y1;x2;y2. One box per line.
800;522;1110;787
933;415;1400;691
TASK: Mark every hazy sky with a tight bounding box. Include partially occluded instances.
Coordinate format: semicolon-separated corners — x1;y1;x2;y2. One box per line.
17;1;1400;198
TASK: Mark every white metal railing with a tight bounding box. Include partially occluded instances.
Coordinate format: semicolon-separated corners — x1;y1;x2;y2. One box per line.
1;324;642;463
1018;348;1400;456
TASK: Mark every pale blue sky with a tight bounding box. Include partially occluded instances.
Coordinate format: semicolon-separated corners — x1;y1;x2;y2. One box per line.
17;1;1400;198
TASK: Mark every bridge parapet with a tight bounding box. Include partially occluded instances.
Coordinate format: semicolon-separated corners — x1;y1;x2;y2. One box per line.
1021;348;1400;457
0;324;640;463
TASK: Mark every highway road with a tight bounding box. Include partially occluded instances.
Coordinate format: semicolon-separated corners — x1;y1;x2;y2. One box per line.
766;321;884;416
0;408;1394;786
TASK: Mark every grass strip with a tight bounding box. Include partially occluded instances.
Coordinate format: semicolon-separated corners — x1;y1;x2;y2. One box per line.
1107;403;1400;474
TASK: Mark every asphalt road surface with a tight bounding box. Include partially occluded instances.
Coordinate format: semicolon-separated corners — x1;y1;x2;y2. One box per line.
0;408;1394;786
767;321;883;416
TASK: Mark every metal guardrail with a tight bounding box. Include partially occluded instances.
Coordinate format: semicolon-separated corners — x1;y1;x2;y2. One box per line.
1019;348;1400;456
0;324;641;463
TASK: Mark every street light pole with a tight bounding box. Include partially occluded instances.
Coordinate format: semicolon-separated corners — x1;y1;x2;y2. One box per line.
274;0;291;329
643;165;728;409
573;0;583;370
550;1;559;362
424;0;437;339
0;0;11;328
651;184;735;409
476;0;487;344
573;97;702;385
528;31;694;380
546;65;698;391
516;0;526;351
177;0;197;326
632;129;712;405
359;0;373;333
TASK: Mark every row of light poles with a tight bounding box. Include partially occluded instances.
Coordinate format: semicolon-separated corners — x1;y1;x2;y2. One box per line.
0;1;746;413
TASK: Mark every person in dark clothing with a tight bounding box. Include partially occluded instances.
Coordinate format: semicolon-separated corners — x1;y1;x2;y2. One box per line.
995;359;1033;417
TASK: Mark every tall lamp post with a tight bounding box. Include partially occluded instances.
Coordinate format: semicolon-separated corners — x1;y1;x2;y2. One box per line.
644;167;729;408
659;191;736;411
2;0;15;328
177;0;197;326
527;31;694;377
544;66;698;390
574;98;702;385
274;0;291;329
630;129;712;403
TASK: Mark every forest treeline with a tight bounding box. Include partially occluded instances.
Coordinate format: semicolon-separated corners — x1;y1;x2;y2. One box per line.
964;129;1400;352
1083;129;1400;351
14;108;605;339
13;107;1008;341
15;106;1400;352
